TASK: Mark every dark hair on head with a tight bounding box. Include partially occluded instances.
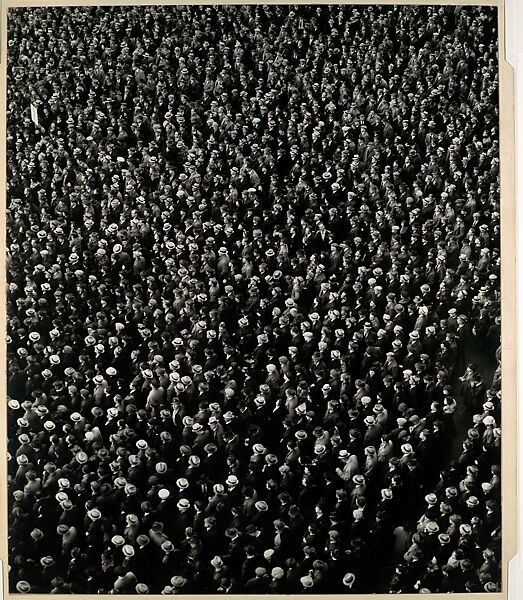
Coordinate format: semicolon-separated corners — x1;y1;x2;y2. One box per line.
324;470;335;482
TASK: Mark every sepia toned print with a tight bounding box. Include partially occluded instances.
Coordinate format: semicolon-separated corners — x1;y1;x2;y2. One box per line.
6;4;501;595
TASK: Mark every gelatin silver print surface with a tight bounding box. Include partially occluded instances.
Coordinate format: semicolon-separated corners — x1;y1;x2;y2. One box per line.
6;4;501;595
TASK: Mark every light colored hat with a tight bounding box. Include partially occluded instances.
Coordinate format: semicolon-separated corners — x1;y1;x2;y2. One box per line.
170;576;187;588
425;521;439;534
253;443;265;454
29;527;42;540
44;420;55;431
254;395;266;407
55;491;68;503
76;451;88;464
272;566;284;579
111;535;125;546
211;556;223;567
88;508;101;520
300;576;314;588
16;581;31;593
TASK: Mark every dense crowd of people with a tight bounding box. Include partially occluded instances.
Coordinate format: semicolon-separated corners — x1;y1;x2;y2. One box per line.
6;4;501;594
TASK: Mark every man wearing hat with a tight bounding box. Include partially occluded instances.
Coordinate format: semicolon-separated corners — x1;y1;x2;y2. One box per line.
363;415;382;448
245;566;270;593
